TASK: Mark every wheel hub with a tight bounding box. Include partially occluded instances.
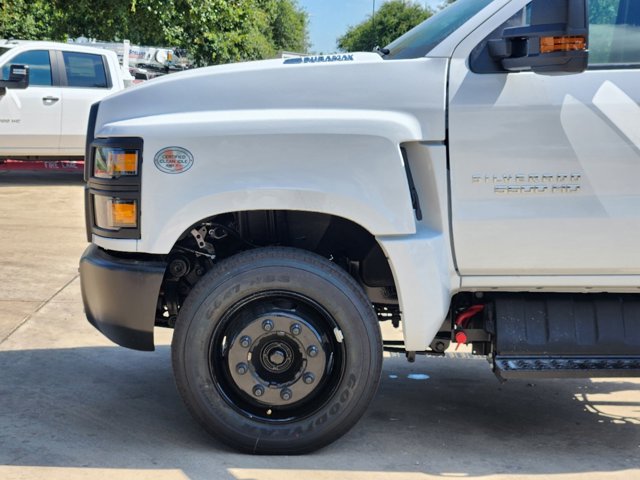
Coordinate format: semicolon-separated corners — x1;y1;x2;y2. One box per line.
227;312;327;407
262;341;293;373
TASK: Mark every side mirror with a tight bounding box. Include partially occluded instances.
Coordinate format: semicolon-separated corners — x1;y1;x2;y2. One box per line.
0;64;30;96
489;0;588;74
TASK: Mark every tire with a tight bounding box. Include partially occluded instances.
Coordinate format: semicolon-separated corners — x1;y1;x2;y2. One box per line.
172;247;382;454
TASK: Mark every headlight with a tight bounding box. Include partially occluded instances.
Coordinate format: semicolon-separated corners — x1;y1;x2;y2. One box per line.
86;137;143;240
94;147;139;179
93;196;138;230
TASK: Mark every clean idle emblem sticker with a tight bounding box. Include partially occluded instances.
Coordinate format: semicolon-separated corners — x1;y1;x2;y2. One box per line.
154;147;194;174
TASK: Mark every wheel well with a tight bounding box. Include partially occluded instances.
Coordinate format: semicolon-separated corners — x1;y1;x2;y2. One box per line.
157;210;399;327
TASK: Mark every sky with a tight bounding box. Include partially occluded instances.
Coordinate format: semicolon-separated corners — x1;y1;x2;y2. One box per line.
299;0;442;53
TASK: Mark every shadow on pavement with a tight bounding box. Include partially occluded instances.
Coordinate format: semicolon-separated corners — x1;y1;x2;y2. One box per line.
0;346;638;479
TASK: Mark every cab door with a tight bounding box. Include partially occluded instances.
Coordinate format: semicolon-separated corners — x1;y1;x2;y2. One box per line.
0;49;62;157
57;50;117;157
448;0;640;275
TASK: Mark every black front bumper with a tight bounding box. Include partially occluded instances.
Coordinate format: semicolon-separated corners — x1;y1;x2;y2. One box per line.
79;245;167;351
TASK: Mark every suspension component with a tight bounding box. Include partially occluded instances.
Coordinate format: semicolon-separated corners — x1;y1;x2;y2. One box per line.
190;226;215;255
454;304;485;350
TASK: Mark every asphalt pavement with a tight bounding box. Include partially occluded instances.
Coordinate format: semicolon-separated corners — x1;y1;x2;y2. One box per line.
0;170;639;480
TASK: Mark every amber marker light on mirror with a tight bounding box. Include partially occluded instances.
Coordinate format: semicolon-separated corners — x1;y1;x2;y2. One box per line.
540;36;587;54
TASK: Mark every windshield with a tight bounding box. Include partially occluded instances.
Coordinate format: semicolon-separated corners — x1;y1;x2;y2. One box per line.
384;0;494;59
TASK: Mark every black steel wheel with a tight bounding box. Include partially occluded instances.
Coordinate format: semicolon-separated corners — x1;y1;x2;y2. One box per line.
172;247;382;454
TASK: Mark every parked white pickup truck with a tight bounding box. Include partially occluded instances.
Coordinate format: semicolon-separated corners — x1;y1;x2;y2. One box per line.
0;41;124;160
79;0;640;454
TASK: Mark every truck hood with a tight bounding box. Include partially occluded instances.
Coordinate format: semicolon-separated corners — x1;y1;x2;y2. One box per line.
95;52;448;142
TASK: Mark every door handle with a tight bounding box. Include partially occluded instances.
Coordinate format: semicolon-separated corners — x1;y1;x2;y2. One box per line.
42;96;59;104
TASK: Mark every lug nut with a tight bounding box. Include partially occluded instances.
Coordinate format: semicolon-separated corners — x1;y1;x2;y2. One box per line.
290;323;302;336
239;336;251;348
280;389;293;401
303;373;315;385
262;320;274;332
253;385;265;397
307;346;319;357
236;363;248;375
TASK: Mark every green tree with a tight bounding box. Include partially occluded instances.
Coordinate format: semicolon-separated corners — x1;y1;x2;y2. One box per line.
0;0;309;66
589;0;619;24
160;0;277;65
437;0;456;8
337;0;432;53
266;0;310;53
0;0;56;40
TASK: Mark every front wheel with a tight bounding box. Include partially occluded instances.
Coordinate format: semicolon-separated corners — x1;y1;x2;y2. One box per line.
171;247;383;454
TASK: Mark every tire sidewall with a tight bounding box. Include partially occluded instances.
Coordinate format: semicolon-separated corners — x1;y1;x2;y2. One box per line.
173;250;382;453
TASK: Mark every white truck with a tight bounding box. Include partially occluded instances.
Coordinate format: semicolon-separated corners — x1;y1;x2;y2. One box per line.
67;38;192;80
0;41;124;160
79;0;640;454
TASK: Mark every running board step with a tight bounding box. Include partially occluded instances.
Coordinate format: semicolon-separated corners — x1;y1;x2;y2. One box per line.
494;356;640;379
492;293;640;379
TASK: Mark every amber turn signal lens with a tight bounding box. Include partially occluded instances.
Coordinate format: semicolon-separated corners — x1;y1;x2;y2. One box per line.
540;36;586;54
111;201;137;227
94;196;138;230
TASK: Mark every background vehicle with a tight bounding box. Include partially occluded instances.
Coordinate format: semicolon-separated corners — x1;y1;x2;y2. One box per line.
67;38;192;80
0;41;126;161
79;0;640;454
